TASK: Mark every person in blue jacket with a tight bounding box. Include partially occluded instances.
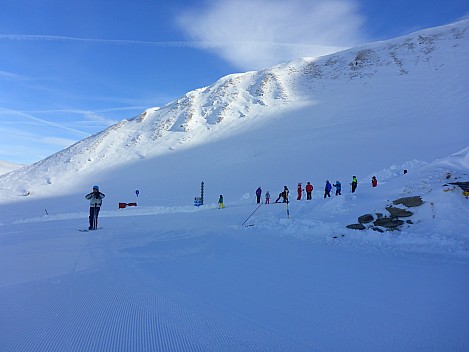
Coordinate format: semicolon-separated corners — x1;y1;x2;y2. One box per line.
333;180;342;196
255;187;262;204
324;180;332;198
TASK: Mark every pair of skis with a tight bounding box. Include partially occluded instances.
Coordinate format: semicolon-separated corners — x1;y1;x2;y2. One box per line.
79;227;102;232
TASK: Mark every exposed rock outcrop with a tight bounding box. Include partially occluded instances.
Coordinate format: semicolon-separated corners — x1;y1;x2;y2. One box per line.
393;196;423;207
385;206;413;218
358;214;374;224
347;196;424;232
346;223;366;230
373;218;405;229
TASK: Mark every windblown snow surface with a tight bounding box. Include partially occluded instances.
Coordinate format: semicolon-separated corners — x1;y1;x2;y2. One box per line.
0;21;468;351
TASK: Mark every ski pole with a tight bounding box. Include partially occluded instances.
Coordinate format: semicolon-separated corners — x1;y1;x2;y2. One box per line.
241;203;263;226
93;204;98;229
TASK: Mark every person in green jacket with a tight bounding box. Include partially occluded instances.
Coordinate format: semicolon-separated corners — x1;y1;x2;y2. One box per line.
218;194;225;209
351;176;358;193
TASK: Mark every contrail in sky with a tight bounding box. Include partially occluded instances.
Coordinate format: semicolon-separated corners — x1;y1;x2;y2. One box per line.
0;34;205;47
0;34;319;49
0;107;90;137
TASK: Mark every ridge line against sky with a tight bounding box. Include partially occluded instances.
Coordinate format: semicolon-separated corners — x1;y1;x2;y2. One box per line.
1;0;468;165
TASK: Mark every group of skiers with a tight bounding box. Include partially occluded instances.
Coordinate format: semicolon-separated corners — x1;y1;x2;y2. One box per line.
85;176;379;227
253;175;379;204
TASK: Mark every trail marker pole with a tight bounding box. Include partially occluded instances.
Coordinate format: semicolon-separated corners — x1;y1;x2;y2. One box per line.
201;182;204;205
194;182;205;207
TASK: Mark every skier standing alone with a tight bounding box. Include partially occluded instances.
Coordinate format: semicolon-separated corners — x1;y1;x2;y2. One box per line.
85;185;105;230
218;195;225;209
372;176;378;187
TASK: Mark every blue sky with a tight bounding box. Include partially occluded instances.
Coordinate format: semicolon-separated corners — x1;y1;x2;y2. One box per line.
1;0;468;164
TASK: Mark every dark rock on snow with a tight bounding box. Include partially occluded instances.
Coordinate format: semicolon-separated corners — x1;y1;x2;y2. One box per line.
373;218;405;229
347;195;424;232
385;206;413;218
346;223;366;230
393;196;423;207
358;214;374;224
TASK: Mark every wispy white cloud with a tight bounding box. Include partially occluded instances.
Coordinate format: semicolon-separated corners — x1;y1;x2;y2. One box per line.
31;108;119;126
41;136;77;148
82;111;118;125
0;34;202;48
176;0;366;70
0;124;76;164
0;107;90;137
0;70;31;81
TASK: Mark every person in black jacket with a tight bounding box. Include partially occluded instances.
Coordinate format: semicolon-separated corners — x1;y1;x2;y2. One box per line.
351;176;358;193
85;185;105;230
324;180;332;198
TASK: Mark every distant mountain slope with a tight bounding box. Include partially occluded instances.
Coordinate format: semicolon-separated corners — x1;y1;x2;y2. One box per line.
0;20;468;204
0;160;24;176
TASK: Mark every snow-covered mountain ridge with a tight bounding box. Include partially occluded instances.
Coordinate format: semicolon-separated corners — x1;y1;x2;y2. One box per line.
0;20;468;204
79;19;468;159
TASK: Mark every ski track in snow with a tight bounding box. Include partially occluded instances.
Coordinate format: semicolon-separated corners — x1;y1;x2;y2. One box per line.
1;192;469;351
0;219;318;351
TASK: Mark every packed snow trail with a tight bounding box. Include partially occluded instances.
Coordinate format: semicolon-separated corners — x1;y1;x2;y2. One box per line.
0;206;468;352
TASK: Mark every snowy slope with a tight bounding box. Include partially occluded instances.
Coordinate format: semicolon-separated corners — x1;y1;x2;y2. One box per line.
0;20;467;207
0;147;468;351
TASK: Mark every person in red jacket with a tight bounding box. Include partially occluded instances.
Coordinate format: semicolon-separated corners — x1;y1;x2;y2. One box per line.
372;176;378;187
297;183;302;200
305;182;313;200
